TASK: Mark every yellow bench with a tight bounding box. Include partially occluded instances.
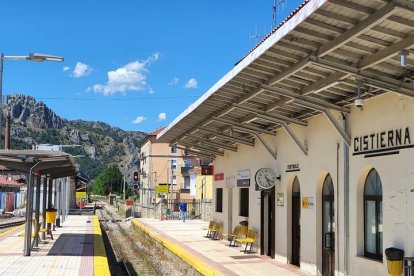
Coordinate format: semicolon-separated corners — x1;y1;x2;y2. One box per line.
222;226;241;247
208;223;222;240
202;221;215;238
235;229;257;253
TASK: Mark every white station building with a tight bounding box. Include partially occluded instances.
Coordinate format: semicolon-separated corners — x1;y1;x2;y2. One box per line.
157;0;414;275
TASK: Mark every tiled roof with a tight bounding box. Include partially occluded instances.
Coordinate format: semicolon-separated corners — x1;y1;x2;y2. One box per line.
149;127;166;136
0;176;21;188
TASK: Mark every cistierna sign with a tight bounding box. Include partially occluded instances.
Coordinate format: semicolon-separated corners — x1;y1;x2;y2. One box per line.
353;127;414;158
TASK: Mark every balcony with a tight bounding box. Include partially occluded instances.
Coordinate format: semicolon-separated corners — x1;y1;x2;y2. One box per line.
181;167;193;174
180;188;190;194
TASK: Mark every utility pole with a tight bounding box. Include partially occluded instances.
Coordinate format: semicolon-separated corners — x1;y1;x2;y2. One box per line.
123;172;126;201
169;158;173;202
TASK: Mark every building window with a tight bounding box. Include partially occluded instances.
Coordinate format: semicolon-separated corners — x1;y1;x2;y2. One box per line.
216;188;223;213
172;176;177;185
171;146;177;153
364;169;383;261
184;176;190;189
239;188;249;217
171;159;177;175
184;159;192;168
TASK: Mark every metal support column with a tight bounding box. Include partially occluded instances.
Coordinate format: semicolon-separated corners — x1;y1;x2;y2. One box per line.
47;177;53;234
48;177;53;209
61;179;65;223
32;175;41;248
41;177;47;240
24;170;35;256
56;179;61;227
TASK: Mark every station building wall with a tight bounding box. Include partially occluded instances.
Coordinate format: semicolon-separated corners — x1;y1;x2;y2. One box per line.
212;92;414;276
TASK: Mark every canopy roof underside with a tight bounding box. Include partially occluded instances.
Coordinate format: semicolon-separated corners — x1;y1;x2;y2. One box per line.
157;0;414;157
0;150;77;179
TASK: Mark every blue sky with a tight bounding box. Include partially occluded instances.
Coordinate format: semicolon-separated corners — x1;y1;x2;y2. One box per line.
1;0;302;133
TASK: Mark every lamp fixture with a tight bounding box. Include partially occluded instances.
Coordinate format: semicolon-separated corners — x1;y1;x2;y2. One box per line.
354;77;366;109
399;50;409;67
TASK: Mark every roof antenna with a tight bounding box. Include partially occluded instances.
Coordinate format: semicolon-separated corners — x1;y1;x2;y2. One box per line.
249;26;265;46
273;0;286;29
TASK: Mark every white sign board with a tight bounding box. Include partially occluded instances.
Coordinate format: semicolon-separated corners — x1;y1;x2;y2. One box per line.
237;169;251;187
226;177;236;188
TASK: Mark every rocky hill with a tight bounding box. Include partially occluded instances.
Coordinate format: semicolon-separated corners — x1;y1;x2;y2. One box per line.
3;94;147;180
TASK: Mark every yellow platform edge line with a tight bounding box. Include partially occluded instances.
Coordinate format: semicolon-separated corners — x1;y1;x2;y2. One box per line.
132;219;222;276
0;223;25;238
92;216;110;276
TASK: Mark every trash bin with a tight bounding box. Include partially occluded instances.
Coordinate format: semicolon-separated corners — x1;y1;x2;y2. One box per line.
46;209;57;223
166;208;170;216
385;247;404;276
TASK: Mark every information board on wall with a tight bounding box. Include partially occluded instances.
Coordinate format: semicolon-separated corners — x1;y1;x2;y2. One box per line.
302;197;315;209
237;169;250;187
225;177;236;188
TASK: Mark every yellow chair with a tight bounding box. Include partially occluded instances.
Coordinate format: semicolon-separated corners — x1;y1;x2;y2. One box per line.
222;226;241;247
235;229;257;253
209;223;222;240
202;221;215;238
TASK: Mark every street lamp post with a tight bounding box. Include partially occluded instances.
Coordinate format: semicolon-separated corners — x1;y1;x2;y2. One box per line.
0;52;64;148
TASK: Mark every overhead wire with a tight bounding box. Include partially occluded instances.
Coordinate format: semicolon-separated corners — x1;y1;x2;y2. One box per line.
34;95;201;101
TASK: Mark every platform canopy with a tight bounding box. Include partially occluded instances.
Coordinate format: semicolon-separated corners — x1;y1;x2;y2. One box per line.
157;0;414;157
0;150;77;178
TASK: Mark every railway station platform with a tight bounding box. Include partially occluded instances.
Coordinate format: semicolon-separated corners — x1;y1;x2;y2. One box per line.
132;218;311;276
0;215;110;276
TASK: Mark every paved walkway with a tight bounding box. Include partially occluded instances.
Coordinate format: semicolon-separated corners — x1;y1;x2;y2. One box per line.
0;215;109;276
132;218;312;276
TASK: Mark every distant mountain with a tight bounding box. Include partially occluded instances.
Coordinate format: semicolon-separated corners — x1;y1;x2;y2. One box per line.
3;94;147;180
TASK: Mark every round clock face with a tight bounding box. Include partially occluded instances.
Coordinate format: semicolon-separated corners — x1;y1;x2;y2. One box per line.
255;168;277;189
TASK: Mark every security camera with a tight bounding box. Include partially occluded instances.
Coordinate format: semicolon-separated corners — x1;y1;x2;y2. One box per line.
354;98;364;108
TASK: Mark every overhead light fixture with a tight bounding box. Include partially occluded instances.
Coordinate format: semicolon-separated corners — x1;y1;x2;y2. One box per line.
354;77;366;109
400;50;409;67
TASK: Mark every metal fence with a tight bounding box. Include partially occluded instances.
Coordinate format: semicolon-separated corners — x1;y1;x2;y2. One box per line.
165;199;212;220
134;198;212;221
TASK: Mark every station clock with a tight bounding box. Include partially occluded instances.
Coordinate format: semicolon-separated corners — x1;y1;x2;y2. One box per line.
255;168;278;190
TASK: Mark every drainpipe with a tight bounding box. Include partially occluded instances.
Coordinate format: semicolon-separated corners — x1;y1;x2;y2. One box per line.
343;114;350;275
336;143;340;275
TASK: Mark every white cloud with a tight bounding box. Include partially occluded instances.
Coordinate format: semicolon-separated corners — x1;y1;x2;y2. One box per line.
158;112;167;121
149;87;155;94
184;78;198;89
63;66;70;72
168;77;179;86
131;115;146;125
72;62;92;78
90;53;160;95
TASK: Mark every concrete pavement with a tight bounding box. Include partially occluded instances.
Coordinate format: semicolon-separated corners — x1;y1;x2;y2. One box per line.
132;218;312;276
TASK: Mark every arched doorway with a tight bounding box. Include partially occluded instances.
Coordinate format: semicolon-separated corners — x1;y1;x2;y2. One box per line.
291;177;301;266
322;175;335;276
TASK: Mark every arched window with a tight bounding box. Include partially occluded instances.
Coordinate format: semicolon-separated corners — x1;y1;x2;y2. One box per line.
364;169;383;260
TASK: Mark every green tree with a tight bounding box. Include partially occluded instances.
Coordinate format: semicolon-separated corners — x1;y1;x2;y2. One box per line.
90;165;123;195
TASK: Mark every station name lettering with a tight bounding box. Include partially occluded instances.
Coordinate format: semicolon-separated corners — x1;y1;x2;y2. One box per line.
354;127;411;152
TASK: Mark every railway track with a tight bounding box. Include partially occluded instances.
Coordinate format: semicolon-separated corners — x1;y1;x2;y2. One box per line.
0;218;25;229
96;200;160;276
